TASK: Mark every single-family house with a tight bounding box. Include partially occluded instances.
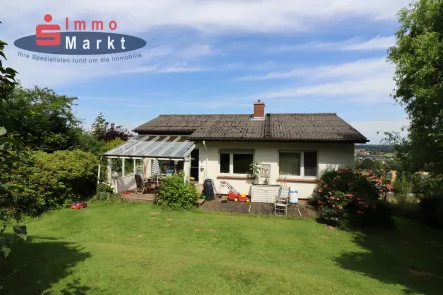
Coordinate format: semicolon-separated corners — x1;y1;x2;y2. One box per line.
104;100;368;202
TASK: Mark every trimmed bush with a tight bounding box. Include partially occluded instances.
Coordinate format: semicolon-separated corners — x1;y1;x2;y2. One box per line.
93;181;125;203
96;181;115;200
11;150;98;216
312;168;394;228
156;173;197;210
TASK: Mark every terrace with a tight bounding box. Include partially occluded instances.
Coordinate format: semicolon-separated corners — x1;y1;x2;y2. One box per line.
100;134;196;193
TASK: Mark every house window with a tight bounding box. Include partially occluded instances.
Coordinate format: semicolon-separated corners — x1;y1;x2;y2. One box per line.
219;150;254;174
220;153;230;173
304;152;318;177
279;152;301;176
279;151;318;177
233;154;253;174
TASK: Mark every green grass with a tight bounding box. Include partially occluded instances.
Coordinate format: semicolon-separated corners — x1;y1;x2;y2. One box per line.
1;202;443;295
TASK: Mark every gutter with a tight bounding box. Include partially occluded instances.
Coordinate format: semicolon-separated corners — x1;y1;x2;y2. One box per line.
202;140;208;180
190;138;369;144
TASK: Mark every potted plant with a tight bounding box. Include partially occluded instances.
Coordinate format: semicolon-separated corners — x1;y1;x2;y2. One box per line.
249;161;261;184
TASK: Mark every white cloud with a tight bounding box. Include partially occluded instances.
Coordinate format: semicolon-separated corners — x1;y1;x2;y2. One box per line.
350;119;409;143
238;58;397;104
273;35;395;52
123;64;205;74
1;1;410;37
342;36;396;50
238;58;392;81
1;0;409;87
7;51;140;88
262;76;393;101
181;45;216;59
5;44;210;88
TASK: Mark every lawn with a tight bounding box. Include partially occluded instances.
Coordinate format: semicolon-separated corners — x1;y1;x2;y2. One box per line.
1;202;442;295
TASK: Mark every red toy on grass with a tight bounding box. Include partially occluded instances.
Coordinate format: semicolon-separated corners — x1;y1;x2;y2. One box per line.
71;202;87;209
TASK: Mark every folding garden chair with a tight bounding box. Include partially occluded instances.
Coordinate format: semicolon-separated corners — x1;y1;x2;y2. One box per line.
274;187;288;216
135;174;149;194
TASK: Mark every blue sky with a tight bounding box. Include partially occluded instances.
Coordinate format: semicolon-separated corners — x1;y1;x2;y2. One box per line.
3;0;412;143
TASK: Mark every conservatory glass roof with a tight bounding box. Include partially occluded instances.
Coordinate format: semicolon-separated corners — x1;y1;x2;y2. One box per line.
103;135;195;159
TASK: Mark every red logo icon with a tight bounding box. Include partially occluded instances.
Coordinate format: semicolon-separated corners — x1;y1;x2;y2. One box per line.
36;14;60;46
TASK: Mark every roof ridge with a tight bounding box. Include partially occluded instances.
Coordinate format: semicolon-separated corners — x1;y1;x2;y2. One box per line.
157;114;250;116
156;113;339;117
269;113;338;115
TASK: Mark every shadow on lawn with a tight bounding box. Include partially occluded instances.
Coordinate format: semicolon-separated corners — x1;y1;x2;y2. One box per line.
0;236;91;295
334;219;443;295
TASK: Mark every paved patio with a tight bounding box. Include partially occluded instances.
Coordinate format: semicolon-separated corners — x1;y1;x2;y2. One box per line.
201;199;318;218
121;191;318;218
122;192;156;202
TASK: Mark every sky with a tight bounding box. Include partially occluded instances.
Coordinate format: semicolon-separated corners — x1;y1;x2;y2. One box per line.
2;0;413;144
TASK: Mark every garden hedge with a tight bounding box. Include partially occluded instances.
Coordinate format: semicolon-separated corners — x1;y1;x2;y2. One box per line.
312;168;394;228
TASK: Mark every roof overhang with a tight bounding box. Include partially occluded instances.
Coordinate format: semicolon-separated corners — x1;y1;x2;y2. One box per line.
103;135;195;159
187;138;369;144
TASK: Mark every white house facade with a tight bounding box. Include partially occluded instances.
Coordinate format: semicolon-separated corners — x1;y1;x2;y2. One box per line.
196;140;355;199
104;100;368;201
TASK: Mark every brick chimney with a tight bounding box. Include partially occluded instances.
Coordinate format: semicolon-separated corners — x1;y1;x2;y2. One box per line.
253;100;265;119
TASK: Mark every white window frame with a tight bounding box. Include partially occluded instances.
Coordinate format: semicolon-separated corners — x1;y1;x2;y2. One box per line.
278;150;318;178
219;149;255;175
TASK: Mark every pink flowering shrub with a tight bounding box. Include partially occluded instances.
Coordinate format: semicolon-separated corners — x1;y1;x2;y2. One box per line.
313;168;394;228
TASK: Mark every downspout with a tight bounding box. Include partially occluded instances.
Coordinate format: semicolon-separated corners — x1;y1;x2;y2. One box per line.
183;157;186;183
97;156;103;184
202;140;208;180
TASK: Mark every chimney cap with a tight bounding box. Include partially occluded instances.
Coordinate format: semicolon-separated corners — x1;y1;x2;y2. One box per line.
254;99;264;105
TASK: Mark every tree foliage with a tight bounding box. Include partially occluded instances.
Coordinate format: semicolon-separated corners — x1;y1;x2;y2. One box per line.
0;128;28;258
0;23;18;99
70;128;104;156
358;158;384;171
91;113;131;142
387;0;443;178
410;173;443;198
0;30;26;259
0;85;81;152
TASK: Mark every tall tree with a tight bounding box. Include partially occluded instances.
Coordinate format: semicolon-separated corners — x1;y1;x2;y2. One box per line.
359;159;379;170
91;113;131;142
387;0;443;178
0;22;19;191
0;23;18;100
0;85;80;152
0;22;27;258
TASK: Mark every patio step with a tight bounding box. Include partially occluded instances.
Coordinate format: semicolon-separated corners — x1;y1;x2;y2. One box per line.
197;199;205;207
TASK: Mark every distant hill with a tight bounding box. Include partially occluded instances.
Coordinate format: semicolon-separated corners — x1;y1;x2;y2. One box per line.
355;144;395;153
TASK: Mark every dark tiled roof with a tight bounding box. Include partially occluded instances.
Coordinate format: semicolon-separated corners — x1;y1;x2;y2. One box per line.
133;113;368;143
